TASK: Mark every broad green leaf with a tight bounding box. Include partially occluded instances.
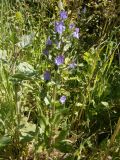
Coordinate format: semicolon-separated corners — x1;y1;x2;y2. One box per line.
0;136;11;148
17;33;35;48
55;139;74;153
55;129;68;143
19;117;36;143
17;62;35;76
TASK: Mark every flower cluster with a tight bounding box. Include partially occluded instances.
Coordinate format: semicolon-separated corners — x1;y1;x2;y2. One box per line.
42;9;80;104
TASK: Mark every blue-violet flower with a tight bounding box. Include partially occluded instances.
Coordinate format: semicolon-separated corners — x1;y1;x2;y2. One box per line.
73;28;79;39
46;36;52;46
69;62;77;69
60;96;66;104
44;71;51;81
55;55;64;66
55;21;65;34
43;49;49;55
60;10;67;19
69;23;75;29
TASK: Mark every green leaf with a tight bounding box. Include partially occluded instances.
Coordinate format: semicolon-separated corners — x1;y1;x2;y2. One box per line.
101;102;109;108
55;129;68;143
17;33;35;48
63;42;71;51
20;132;35;143
0;136;11;148
20;117;36;143
51;108;69;126
55;139;74;153
58;0;64;10
44;97;50;105
17;62;35;75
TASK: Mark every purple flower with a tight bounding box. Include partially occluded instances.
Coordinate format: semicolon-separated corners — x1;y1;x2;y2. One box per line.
43;49;49;55
60;96;66;104
69;23;75;29
55;21;65;34
73;28;79;39
55;55;64;66
60;10;67;19
46;36;52;46
69;62;77;69
44;71;51;81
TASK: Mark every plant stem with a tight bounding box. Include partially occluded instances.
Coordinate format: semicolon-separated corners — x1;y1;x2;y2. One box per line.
14;83;21;160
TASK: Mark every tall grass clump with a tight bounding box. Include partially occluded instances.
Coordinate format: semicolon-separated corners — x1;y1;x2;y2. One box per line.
0;0;120;160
